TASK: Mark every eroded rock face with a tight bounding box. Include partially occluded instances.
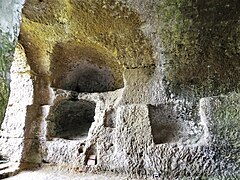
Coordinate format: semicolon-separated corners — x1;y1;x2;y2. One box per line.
0;43;34;163
0;0;24;125
0;35;13;126
0;0;239;179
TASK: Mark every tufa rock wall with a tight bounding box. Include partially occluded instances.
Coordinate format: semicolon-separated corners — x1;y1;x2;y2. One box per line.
0;0;239;179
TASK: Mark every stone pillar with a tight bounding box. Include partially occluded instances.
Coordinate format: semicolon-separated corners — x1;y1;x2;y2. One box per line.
0;44;33;163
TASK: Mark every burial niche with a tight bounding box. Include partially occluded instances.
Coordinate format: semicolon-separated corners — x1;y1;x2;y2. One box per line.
48;100;96;140
55;62;116;93
148;104;184;144
50;43;124;93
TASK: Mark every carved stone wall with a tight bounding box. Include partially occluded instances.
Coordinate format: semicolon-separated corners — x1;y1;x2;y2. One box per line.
0;0;239;179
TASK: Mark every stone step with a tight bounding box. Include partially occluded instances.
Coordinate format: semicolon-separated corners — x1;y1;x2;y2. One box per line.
0;163;20;179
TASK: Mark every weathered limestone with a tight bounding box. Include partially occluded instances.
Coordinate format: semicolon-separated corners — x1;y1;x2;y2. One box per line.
43;88;124;169
0;0;239;179
0;0;24;125
0;44;33;163
200;93;240;176
0;0;24;39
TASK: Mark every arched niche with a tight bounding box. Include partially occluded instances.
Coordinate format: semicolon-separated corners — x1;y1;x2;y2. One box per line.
50;42;124;93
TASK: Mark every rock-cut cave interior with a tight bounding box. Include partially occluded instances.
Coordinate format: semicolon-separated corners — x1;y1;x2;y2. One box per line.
0;0;239;179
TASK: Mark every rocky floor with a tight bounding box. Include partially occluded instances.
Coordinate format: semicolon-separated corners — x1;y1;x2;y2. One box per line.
5;166;137;180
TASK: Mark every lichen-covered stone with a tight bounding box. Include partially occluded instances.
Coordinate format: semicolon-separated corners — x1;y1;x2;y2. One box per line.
156;0;240;97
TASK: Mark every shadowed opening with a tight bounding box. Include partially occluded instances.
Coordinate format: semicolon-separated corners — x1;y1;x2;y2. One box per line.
148;104;183;144
50;43;124;93
55;62;116;93
49;100;96;140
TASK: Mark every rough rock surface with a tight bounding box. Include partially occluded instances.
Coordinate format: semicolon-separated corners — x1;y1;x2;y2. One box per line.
0;0;239;179
5;165;136;180
0;43;33;163
0;0;24;124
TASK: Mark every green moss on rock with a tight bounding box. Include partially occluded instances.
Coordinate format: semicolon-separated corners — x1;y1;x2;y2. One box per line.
0;32;15;125
202;92;240;173
158;0;240;97
212;93;240;165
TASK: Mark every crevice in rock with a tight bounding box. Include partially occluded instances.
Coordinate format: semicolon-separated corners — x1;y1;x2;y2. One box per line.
84;145;97;166
0;155;9;165
103;108;116;128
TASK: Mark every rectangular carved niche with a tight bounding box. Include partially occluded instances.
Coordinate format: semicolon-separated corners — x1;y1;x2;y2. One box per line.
47;99;96;140
148;104;184;144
